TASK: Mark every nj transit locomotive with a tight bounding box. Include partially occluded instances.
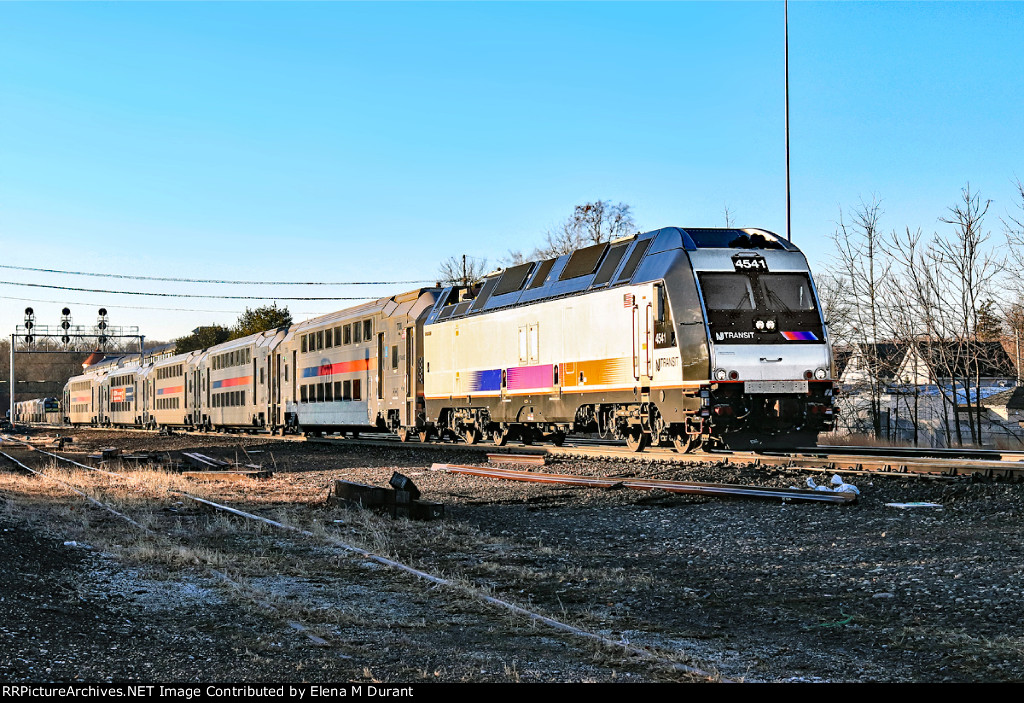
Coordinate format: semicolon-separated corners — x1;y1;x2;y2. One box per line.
12;397;61;425
58;227;834;451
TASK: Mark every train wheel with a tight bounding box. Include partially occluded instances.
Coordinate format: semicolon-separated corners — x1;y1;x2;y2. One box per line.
672;434;698;453
397;428;411;443
465;427;481;445
491;427;509;446
625;429;648;452
550;431;566;447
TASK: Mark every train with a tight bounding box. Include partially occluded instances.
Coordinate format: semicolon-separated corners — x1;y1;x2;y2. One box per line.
47;226;835;452
12;397;61;425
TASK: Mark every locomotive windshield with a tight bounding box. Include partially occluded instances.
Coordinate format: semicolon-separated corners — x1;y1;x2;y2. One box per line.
699;272;816;312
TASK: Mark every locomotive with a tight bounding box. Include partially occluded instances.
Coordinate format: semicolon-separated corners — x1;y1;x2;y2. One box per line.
422;226;834;450
57;227;835;451
12;397;61;425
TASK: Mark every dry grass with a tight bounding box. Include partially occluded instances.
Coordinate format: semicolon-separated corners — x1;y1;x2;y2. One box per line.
0;450;719;682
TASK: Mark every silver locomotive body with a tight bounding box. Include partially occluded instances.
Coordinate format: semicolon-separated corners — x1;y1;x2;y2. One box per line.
420;227;834;450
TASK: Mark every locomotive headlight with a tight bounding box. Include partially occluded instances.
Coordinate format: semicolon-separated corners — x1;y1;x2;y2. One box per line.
755;320;765;330
814;367;828;380
766;320;776;330
714;368;727;381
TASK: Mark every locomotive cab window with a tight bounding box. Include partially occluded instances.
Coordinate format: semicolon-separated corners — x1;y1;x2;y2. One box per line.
698;273;756;311
759;274;817;311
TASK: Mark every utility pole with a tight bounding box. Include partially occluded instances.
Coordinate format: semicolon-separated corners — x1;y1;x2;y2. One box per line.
785;0;792;242
8;334;14;420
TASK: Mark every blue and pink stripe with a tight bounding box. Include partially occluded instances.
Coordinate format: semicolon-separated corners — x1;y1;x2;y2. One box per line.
781;331;818;341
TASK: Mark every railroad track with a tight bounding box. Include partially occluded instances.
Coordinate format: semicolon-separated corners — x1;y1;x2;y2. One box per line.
0;435;724;682
9;424;1024;479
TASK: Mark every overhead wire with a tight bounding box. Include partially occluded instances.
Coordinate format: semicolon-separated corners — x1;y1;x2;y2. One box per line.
0;263;433;286
0;280;384;301
0;293;349;316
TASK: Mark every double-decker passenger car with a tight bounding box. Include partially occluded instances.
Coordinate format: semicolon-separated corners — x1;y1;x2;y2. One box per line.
146;351;199;429
280;288;438;438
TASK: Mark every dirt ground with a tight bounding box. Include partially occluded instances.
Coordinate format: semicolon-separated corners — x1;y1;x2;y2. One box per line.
2;428;1023;683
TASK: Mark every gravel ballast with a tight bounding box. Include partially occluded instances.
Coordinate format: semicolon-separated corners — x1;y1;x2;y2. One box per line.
1;428;1021;683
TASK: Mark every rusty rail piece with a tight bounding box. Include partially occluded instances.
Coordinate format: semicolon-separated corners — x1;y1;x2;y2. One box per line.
739;450;1024;479
431;463;857;504
486;453;546;466
0;450;154;532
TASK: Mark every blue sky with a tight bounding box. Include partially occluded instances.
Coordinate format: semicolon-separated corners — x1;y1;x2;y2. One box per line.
2;2;1022;342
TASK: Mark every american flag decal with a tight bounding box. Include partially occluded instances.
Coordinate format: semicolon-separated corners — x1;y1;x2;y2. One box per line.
624;293;634;308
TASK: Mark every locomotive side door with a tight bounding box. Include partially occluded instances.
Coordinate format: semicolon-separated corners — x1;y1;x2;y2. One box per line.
632;295;653;383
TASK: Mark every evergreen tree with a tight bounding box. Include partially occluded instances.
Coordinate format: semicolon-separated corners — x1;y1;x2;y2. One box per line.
174;325;232;354
232;303;292;339
975;299;1004;341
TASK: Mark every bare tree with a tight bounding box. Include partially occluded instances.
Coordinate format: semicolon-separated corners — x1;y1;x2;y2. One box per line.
723;204;736;228
937;184;1001;444
437;255;489;286
1002;177;1024;266
535;200;636;259
830;196;892;438
887;185;1004;446
441;200;635;287
814;270;855;350
500;249;528;266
